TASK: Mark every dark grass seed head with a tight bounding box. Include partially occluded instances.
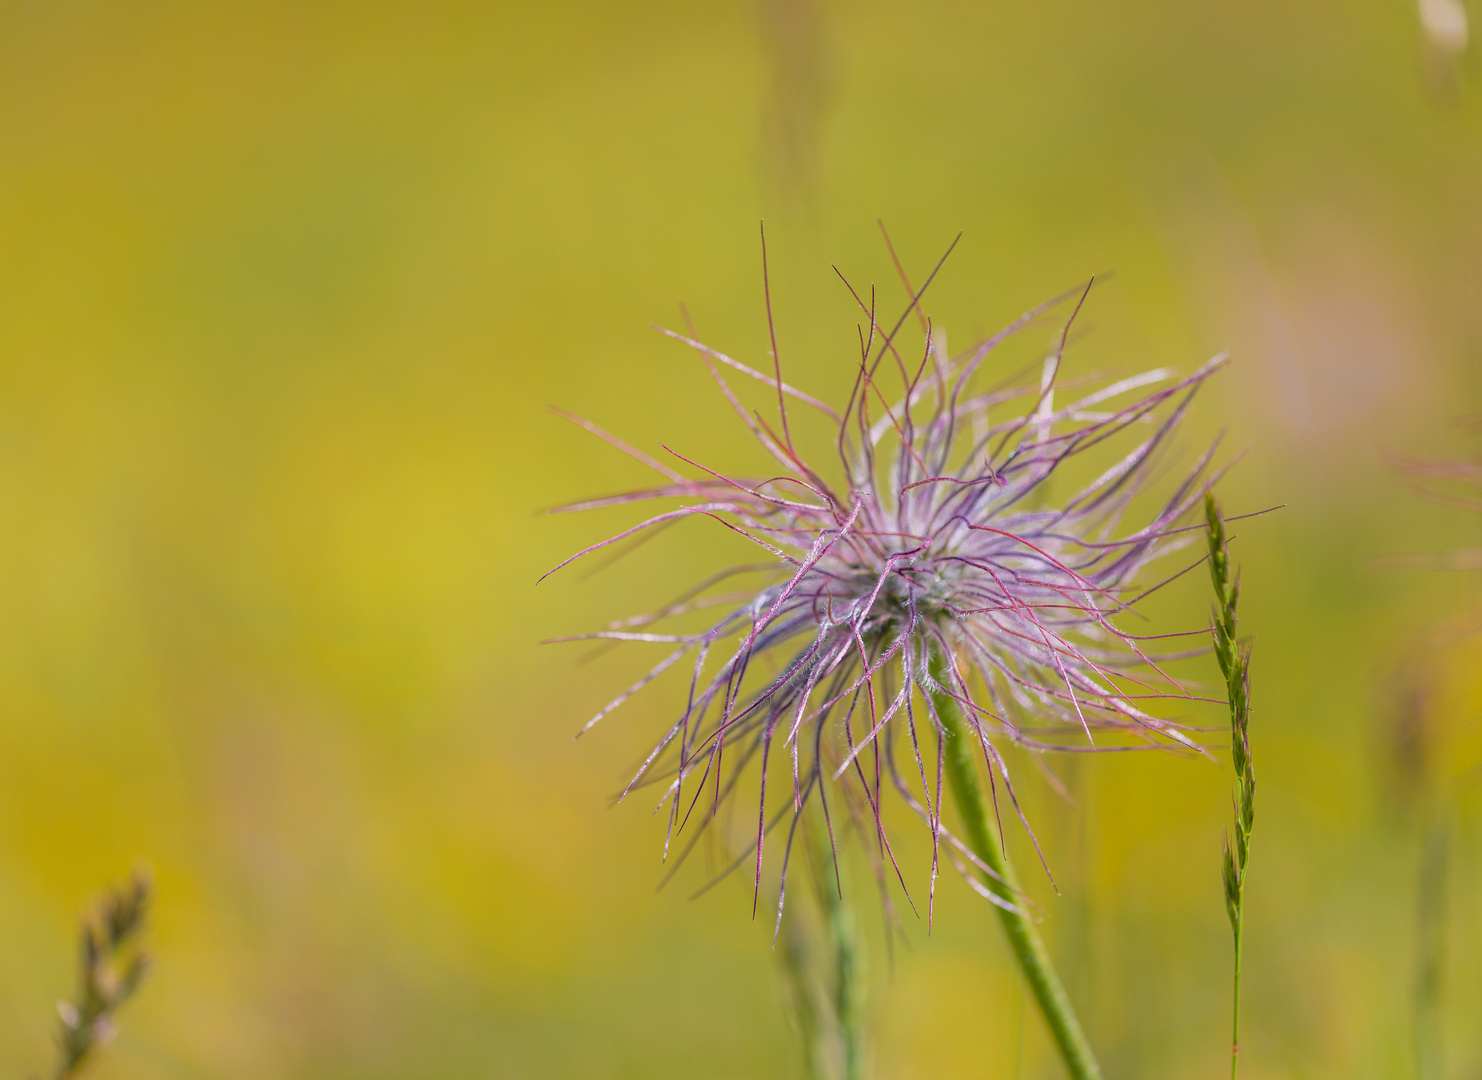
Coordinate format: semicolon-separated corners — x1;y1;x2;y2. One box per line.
53;872;151;1079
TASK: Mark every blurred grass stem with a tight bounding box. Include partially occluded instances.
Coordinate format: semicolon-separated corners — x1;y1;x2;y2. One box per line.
1415;801;1451;1080
778;918;827;1080
930;647;1104;1080
807;806;866;1080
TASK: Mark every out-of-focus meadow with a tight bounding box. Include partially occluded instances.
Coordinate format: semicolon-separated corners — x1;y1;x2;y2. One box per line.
1;1;1480;1077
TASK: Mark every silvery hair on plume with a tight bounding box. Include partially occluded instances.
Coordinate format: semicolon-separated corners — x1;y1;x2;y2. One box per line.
544;233;1231;929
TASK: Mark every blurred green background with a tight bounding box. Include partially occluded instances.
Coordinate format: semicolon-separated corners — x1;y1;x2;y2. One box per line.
1;1;1480;1077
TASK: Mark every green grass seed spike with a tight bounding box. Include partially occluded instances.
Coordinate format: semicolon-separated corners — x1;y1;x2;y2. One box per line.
1207;493;1255;1080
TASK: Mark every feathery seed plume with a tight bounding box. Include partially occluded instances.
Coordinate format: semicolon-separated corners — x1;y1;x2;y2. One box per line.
546;233;1231;931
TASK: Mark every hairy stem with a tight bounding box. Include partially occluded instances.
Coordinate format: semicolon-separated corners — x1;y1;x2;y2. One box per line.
929;649;1103;1080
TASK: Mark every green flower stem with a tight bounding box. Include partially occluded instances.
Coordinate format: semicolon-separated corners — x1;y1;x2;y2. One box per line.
929;649;1104;1080
807;808;867;1080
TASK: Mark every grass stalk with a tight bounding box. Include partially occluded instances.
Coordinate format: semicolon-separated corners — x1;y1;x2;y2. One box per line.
1415;802;1450;1080
781;808;867;1080
806;807;867;1080
1207;494;1255;1080
778;916;828;1080
928;647;1104;1080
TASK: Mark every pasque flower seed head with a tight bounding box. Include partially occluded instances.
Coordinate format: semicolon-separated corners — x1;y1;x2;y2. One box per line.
546;235;1229;924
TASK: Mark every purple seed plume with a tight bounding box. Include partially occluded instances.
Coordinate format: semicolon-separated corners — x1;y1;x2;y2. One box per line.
546;236;1231;928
